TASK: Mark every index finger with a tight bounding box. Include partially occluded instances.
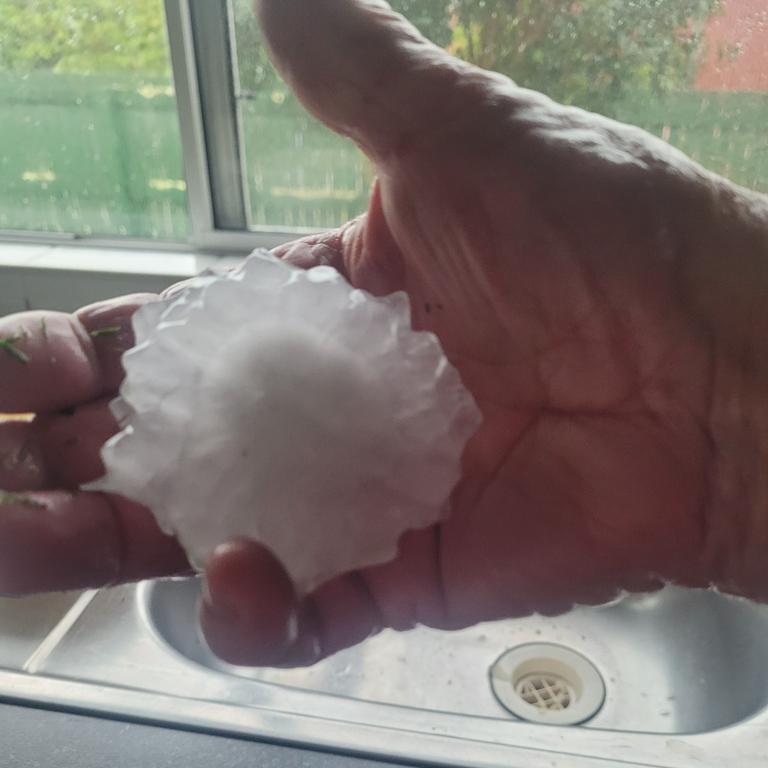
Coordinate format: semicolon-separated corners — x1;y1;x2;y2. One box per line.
0;295;155;415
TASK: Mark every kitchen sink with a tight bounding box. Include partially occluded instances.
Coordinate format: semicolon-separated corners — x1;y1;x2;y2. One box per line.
146;579;768;734
1;580;767;767
0;592;82;669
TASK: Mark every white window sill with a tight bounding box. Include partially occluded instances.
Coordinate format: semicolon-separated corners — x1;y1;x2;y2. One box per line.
0;242;246;315
0;242;246;278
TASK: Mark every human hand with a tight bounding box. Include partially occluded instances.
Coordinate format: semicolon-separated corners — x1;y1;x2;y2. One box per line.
0;297;189;594
2;0;767;671
199;0;768;665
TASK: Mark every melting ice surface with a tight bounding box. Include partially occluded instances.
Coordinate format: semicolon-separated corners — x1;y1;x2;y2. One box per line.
89;251;481;594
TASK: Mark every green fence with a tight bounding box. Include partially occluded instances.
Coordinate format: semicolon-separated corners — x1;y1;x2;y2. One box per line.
240;97;373;231
0;72;188;238
613;93;768;193
0;71;766;240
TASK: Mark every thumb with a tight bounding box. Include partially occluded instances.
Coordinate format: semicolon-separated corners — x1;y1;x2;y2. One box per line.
254;0;469;159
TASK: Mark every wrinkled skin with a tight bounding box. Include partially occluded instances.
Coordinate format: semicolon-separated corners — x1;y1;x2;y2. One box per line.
1;0;767;668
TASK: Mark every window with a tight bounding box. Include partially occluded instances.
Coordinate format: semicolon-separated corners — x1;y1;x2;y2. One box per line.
0;1;188;240
1;0;767;252
232;0;374;232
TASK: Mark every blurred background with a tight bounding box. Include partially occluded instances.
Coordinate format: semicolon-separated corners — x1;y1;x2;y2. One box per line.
0;0;766;241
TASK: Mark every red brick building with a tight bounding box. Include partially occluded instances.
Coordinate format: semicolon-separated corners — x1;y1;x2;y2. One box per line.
696;0;768;92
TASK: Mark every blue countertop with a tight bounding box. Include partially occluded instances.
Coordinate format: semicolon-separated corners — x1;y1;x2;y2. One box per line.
0;702;420;768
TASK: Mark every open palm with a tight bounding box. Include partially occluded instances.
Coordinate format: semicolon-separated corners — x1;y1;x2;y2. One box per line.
2;0;767;668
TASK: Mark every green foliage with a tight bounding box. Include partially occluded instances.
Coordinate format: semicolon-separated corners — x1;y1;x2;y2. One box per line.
450;0;720;112
232;0;719;113
0;0;720;110
389;0;454;47
0;3;764;240
0;0;171;76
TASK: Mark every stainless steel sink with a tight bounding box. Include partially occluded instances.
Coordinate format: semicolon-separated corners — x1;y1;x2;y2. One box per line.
146;579;768;734
0;592;82;669
1;579;767;767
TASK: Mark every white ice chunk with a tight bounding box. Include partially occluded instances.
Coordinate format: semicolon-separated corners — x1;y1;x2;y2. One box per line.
88;251;481;594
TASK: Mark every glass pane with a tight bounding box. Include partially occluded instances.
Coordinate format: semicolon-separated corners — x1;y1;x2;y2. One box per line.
232;0;372;231
232;0;767;233
0;1;189;239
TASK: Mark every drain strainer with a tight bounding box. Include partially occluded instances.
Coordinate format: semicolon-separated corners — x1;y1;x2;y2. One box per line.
490;643;605;726
516;673;573;710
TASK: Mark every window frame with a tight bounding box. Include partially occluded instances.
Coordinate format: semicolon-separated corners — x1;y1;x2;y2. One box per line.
0;0;306;255
164;0;317;252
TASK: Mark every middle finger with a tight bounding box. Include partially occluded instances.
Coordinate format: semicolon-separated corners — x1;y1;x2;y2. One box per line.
0;398;119;491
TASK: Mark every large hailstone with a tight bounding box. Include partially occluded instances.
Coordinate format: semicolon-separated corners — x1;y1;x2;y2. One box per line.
90;251;481;595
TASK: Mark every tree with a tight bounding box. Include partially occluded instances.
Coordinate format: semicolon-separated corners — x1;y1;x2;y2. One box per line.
234;0;719;113
449;0;720;112
0;0;721;112
389;0;454;47
0;0;171;76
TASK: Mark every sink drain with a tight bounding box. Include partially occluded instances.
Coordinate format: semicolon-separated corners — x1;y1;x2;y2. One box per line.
490;643;605;726
516;672;573;710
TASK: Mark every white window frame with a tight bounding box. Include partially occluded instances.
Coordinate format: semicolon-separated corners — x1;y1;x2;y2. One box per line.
0;0;312;257
165;0;323;252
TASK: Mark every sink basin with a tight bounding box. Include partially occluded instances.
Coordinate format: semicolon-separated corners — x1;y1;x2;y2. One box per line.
0;592;82;669
146;578;768;735
1;579;767;768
